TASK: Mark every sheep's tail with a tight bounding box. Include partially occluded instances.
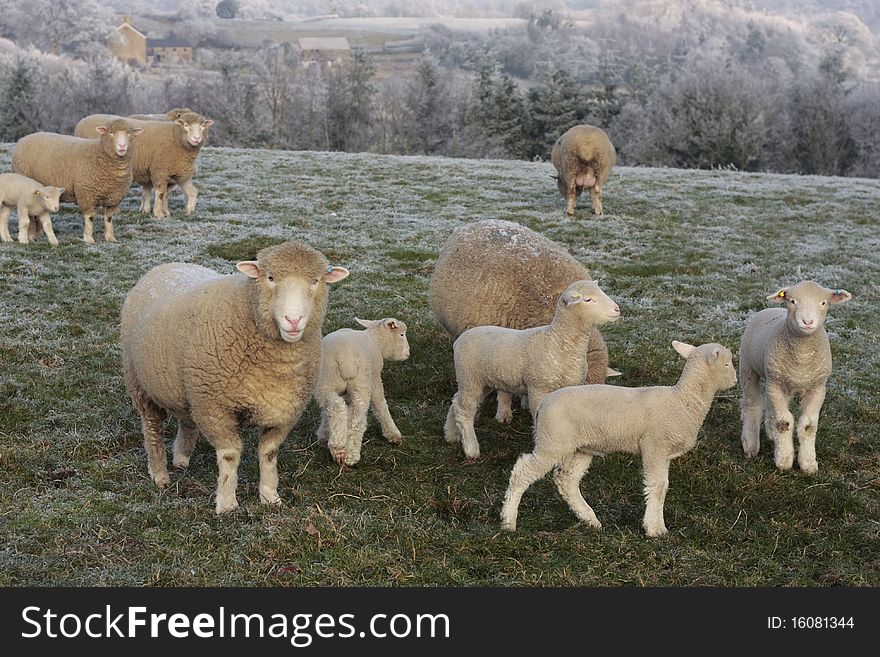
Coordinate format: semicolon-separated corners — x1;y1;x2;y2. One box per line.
337;358;359;382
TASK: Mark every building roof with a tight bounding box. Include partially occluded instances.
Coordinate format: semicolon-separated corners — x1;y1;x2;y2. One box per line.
147;38;192;49
116;22;146;39
297;37;350;52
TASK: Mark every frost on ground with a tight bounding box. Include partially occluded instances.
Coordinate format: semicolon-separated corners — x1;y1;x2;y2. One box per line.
0;145;878;586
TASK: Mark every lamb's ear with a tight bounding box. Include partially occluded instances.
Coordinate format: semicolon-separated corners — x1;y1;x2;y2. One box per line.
324;266;349;283
204;119;215;127
827;288;852;304
95;126;108;135
562;289;583;306
384;319;398;330
767;288;788;303
672;340;695;359
236;261;261;278
32;189;42;196
606;367;622;378
708;347;721;364
354;317;373;328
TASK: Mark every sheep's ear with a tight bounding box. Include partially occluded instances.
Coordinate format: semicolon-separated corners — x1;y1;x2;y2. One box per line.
672;340;695;359
132;128;143;136
32;189;42;196
354;317;373;328
606;367;622;377
324;266;349;283
95;126;108;135
828;288;852;305
204;119;215;127
384;319;398;330
708;347;721;364
236;261;261;278
562;289;583;306
175;118;185;125
767;288;788;303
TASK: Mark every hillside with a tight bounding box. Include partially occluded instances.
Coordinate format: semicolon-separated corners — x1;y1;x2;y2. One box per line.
0;147;877;586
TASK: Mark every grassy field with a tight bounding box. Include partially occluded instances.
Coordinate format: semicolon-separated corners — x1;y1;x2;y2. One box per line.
0;146;877;586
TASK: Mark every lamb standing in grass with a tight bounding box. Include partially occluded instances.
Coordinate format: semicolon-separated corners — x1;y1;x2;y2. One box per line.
0;173;64;246
501;341;737;536
315;317;410;466
121;241;349;513
75;111;213;219
430;219;617;425
445;280;620;461
11;119;142;243
740;281;852;474
550;124;616;216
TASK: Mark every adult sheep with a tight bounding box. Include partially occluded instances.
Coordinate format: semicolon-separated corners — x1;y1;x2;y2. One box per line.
11;119;142;243
429;219;617;423
551;124;616;216
75;111;213;219
121;241;350;513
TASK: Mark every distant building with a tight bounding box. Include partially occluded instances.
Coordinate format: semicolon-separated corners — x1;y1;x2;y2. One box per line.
107;17;193;66
297;37;351;69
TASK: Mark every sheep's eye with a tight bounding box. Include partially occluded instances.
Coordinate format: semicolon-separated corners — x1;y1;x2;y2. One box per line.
821;301;827;306
789;299;796;304
313;278;320;285
267;275;274;282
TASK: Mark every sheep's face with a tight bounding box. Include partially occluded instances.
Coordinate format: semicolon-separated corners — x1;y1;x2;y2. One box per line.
237;259;349;343
768;280;852;336
559;280;620;326
673;341;737;390
176;113;214;148
356;317;410;361
34;186;64;213
97;123;142;157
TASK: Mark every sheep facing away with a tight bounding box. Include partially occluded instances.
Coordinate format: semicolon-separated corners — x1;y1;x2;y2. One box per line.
121;241;349;513
75;111;214;219
429;219;618;426
128;108;193;121
550;124;616;216
11;119;142;243
740;280;852;474
0;173;64;246
445;280;620;461
315;317;410;466
501;341;737;537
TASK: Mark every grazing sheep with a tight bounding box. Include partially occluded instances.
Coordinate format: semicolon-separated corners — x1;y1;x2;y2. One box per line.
0;173;64;246
445;280;620;461
11;119;142;243
128;107;193;121
430;219;617;424
501;341;737;536
315;317;411;466
550;124;616;216
75;111;213;219
740;280;852;474
121;241;350;513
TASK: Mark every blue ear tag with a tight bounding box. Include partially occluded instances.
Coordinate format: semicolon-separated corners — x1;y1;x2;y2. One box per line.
327;266;333;273
834;289;841;294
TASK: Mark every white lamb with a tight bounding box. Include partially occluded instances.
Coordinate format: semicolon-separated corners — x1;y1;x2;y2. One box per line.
740;280;852;474
444;280;620;461
315;317;410;466
501;341;737;537
0;173;64;246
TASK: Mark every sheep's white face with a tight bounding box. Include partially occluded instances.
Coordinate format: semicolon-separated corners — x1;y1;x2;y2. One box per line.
177;117;214;147
560;280;620;325
768;281;852;336
35;187;63;213
96;125;142;157
237;261;349;342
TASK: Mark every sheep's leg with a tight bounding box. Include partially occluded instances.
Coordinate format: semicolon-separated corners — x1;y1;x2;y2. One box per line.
321;394;349;464
152;180;169;219
196;411;243;514
494;391;513;424
316;410;330;445
590;184;604;216
796;385;826;475
162;183;174;216
258;424;290;505
765;382;795;471
180;178;198;216
448;387;485;462
139;185;152;214
81;209;97;244
0;206;12;242
370;379;402;445
15;205;30;244
171;416;198;468
103;207;117;242
37;212;58;246
138;399;170;488
565;181;577;216
642;452;671;537
740;362;763;459
500;450;558;531
526;388;549;419
344;387;371;466
553;451;601;529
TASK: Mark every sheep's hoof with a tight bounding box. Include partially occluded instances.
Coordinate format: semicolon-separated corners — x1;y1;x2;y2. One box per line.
587;519;602;531
500;521;516;532
152;473;171;488
343;456;360;466
105;236;117;243
464;456;479;465
172;455;191;469
799;461;819;475
259;490;282;505
332;450;346;465
386;433;403;445
83;237;95;245
644;524;668;538
215;498;239;514
494;411;512;425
